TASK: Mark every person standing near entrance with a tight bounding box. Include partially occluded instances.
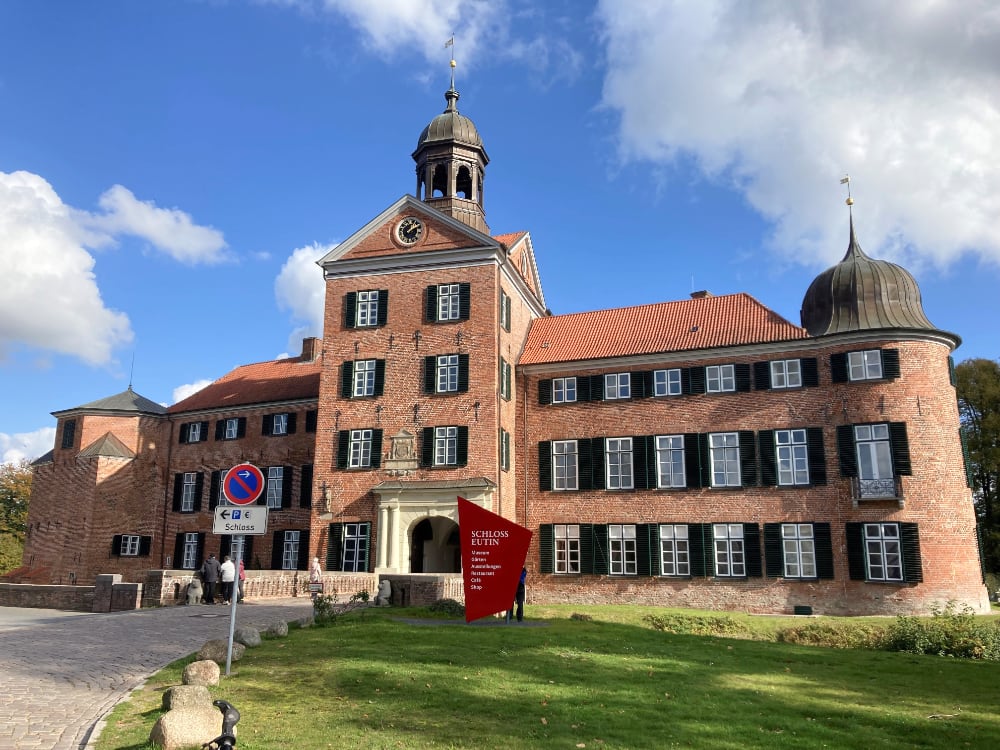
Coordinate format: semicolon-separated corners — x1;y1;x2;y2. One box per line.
200;554;221;604
237;558;246;603
509;567;527;623
220;555;236;604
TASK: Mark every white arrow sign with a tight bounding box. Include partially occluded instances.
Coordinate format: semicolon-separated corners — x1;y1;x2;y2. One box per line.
212;506;269;536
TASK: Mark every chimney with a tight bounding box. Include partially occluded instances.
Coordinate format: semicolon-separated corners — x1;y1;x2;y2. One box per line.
300;337;319;362
690;290;713;299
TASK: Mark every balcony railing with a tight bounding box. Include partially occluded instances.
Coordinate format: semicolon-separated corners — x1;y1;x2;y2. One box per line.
851;476;904;507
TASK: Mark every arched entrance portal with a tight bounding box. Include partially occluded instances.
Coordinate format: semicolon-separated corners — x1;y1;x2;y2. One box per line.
410;517;461;573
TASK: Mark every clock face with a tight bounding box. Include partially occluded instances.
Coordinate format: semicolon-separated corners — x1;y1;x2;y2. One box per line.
397;217;423;244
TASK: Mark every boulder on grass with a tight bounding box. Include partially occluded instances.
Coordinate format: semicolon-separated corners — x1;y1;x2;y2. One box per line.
196;639;245;664
182;659;221;686
265;621;288;637
233;626;261;648
161;684;211;711
149;705;229;750
296;614;315;628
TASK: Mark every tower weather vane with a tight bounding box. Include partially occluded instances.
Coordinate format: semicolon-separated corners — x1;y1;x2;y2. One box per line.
840;174;854;210
445;35;456;87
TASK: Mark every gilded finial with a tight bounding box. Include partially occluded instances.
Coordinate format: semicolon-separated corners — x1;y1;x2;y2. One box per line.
840;174;853;206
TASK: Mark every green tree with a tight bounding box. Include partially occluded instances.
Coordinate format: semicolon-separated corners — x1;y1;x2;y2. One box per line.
955;358;1000;575
0;458;32;573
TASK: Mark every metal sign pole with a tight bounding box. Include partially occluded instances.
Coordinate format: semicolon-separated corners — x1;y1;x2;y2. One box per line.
224;543;240;676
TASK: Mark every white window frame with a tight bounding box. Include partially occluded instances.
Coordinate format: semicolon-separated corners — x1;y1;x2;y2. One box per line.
770;359;802;389
434;426;458;466
706;364;736;393
224;418;238;440
775;429;809;486
353;359;376;397
500;290;511;331
188;422;202;442
230;535;246;565
500;359;511;400
357;290;379;327
281;530;300;570
653;368;682;396
349;429;373;468
655;435;686;488
554;524;581;574
272;413;289;435
500;428;510;471
855;424;893;480
342;523;368;572
608;524;637;575
781;523;816;578
266;466;284;509
864;523;903;581
659;524;689;576
437;283;461;321
605;437;634;490
604;372;631;400
713;523;745;577
436;354;459;393
120;534;141;556
552;440;578;491
553;377;576;403
848;350;883;381
181;472;197;512
709;432;741;487
182;532;199;570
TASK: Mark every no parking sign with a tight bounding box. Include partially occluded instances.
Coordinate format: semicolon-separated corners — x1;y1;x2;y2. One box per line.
222;463;265;506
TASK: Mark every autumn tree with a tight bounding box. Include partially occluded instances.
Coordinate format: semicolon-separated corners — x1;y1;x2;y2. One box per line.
955;358;1000;575
0;458;32;573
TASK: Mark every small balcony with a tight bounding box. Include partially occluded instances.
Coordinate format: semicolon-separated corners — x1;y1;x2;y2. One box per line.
851;476;904;508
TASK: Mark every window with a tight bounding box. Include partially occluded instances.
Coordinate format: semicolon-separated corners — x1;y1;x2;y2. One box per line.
426;282;470;322
553;440;578;490
181;472;198;512
182;533;199;570
500;428;510;472
605;438;634;490
500;359;512;400
864;523;902;581
770;360;802;389
437;354;459;393
659;524;690;576
654;435;685;488
849;350;882;381
271;413;288;436
354;359;376;397
120;534;140;556
60;419;76;449
553;377;576;403
225;419;238;439
608;524;637;575
775;429;809;486
713;524;745;577
187;422;202;443
781;524;816;578
855;424;894;497
709;432;741;487
554;524;581;573
357;290;380;327
266;466;284;509
706;364;736;393
230;535;247;565
281;530;300;570
435;426;458;466
305;410;318;432
654;369;682;396
437;283;461;321
604;373;631;400
349;429;374;468
500;290;511;332
217;473;230;506
342;523;369;572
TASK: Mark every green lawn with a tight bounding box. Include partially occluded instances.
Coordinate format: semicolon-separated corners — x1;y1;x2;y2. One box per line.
97;606;1000;750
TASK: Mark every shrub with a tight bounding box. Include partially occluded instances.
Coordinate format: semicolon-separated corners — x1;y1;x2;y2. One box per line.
777;621;889;650
428;598;466;617
884;602;1000;660
312;593;340;625
643;613;752;638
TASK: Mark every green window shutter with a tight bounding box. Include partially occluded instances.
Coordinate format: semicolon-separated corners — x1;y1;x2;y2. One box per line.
539;524;554;573
845;523;866;580
688;523;710;577
458;282;471;320
179;423;190;443
198;421;209;441
287;413;297;434
341;361;354;398
646;524;661;576
632;435;654;489
881;349;901;379
420;427;434;467
753;361;771;390
458;354;470;393
577;376;592;402
456;426;469;466
209;470;221;510
504;293;511;331
688;367;706;394
336;431;350;469
376;290;389;326
633;370;653;398
344;292;357;328
327;524;344;571
262;414;273;436
801;358;819;387
900;523;923;583
592;525;610;575
680;368;692;395
305;410;317;433
806;427;827;485
193;473;204;512
139;536;152;557
371;430;384;468
300;464;313;508
424;356;436;393
698;433;712;487
214;421;225;441
735;363;752;392
281;466;293;509
684;433;702;488
236;418;246;438
814;523;834;579
374;359;386;396
425;285;438;322
173;534;184;568
539;379;552;405
589;374;605;401
538;441;552;491
763;523;782;577
296;530;311;570
758;430;777;486
270;531;284;569
636;523;653;576
112;534;123;556
576;438;592;491
589;438;606;490
888;422;912;475
837;425;857;477
578;524;594;574
948;355;957;387
830;352;848;382
744;524;762;577
739;430;758;486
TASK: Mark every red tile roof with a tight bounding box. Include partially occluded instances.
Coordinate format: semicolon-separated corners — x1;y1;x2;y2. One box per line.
168;356;321;414
519;293;808;366
493;231;526;248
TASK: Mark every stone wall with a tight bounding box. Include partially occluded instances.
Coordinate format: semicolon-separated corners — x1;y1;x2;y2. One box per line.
0;583;95;611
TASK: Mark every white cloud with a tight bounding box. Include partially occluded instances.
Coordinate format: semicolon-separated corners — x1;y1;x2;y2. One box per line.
1;426;57;463
275;242;331;352
0;171;134;365
172;379;214;404
596;0;1000;269
87;185;228;264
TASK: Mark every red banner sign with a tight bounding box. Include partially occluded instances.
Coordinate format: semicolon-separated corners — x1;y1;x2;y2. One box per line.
458;496;532;623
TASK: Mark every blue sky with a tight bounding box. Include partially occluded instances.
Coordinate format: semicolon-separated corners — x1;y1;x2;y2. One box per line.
2;0;999;462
